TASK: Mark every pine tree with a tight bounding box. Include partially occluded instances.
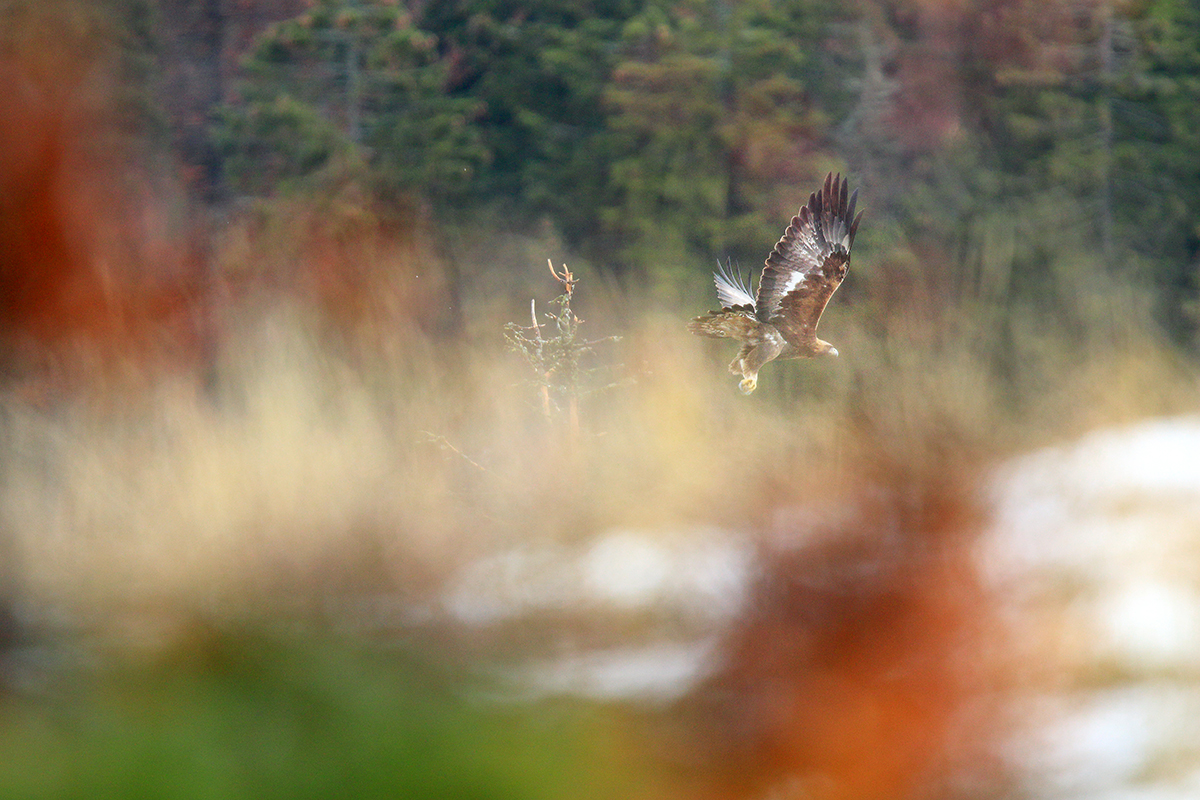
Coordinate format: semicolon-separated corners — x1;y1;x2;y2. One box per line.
417;0;638;241
600;0;844;272
213;0;486;201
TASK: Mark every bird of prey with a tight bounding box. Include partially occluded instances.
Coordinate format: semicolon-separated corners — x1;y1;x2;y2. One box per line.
689;172;863;394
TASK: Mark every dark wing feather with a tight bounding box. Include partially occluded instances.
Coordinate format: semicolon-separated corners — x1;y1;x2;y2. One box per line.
755;172;864;346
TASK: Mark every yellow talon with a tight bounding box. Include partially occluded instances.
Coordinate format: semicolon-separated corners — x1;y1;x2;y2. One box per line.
738;377;757;395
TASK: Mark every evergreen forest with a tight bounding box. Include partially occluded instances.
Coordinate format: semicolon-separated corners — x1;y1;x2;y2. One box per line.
210;0;1197;345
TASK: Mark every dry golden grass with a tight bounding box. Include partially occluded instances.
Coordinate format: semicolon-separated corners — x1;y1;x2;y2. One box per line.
2;204;1194;630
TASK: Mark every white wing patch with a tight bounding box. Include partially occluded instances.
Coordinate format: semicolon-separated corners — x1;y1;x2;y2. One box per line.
779;271;807;295
714;262;756;310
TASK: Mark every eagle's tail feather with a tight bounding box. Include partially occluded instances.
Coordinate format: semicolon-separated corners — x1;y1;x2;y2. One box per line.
688;311;761;341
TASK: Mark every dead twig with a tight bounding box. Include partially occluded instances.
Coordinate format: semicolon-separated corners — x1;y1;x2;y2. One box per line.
419;431;493;474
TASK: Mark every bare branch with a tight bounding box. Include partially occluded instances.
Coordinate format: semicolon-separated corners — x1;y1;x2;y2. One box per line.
420;432;492;474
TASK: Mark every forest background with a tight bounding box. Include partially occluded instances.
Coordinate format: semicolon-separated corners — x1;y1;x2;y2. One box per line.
4;0;1200;379
206;0;1200;345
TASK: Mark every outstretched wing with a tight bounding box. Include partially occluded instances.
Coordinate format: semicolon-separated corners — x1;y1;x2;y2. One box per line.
755;172;863;346
713;258;756;312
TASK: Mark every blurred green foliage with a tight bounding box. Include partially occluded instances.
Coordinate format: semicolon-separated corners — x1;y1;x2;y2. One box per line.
0;629;645;800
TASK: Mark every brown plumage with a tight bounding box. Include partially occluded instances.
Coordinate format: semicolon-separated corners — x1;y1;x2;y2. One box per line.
689;173;863;394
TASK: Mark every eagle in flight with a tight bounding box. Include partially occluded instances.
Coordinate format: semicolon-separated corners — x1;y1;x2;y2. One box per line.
689;172;863;394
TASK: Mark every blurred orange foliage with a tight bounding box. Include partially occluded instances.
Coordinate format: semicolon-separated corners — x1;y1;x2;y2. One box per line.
0;45;211;398
661;447;1007;800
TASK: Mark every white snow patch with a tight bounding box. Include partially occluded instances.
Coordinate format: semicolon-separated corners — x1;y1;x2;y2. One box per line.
1096;581;1200;669
442;528;752;626
517;639;721;701
984;415;1200;586
986;415;1200;799
582;532;673;608
1011;685;1200;798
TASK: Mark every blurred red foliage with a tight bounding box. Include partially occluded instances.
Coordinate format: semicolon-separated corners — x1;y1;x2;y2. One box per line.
872;0;1100;154
0;49;213;399
0;38;448;403
663;450;1009;800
